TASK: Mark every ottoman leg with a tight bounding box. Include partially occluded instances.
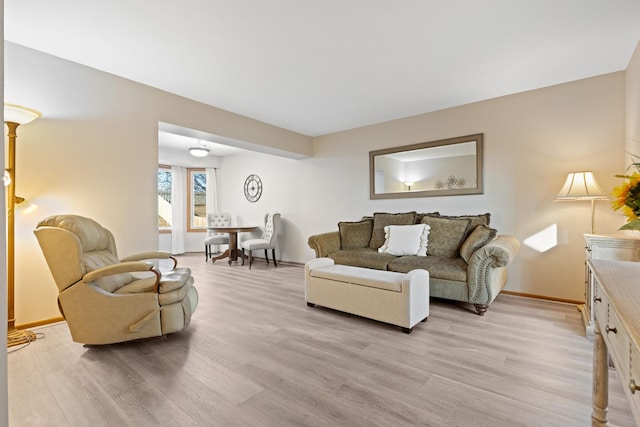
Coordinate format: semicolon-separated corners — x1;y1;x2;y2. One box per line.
402;327;413;334
306;302;316;307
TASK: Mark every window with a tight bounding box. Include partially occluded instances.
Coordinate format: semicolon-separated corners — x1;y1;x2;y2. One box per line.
158;166;172;231
188;168;207;231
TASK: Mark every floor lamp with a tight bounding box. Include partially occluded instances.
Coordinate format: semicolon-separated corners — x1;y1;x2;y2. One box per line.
5;103;41;347
554;171;608;234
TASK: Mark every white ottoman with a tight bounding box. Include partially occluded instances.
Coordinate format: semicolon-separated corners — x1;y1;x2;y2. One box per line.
305;258;429;333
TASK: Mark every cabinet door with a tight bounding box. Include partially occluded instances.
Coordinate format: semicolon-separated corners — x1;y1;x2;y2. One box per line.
628;345;640;423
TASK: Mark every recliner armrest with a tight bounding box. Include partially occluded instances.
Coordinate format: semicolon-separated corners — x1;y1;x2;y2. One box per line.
121;251;178;269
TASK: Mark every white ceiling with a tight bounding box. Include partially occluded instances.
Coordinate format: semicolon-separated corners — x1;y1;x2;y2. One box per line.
5;1;640;137
158;131;245;157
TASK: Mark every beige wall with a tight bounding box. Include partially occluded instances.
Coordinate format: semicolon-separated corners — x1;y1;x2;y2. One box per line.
221;73;626;303
5;42;311;325
308;73;625;302
627;42;640;159
6;39;634;325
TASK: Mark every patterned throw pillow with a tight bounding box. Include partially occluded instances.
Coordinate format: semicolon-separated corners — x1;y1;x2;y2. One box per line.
460;225;498;263
420;216;471;258
422;213;490;240
368;212;417;249
338;219;373;249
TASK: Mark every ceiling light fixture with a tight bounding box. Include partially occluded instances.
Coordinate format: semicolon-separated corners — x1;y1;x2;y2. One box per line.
189;140;209;157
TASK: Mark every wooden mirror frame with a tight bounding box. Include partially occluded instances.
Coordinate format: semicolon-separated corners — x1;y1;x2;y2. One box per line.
369;133;484;199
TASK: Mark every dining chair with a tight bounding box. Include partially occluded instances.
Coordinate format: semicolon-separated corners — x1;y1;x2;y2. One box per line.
204;212;231;261
240;212;281;269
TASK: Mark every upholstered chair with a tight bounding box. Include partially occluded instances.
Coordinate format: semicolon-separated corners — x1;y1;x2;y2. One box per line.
204;212;231;261
34;214;198;345
240;212;281;269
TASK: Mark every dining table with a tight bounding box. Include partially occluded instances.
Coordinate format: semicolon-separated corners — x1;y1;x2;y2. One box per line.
207;226;259;265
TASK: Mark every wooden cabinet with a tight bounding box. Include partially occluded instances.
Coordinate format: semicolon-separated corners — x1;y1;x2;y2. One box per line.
590;259;640;425
583;234;640;339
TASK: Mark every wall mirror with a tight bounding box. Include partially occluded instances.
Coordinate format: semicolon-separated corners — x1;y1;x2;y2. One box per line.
369;133;483;199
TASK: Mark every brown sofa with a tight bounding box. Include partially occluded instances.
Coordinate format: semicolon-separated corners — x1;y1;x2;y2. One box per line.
308;212;520;315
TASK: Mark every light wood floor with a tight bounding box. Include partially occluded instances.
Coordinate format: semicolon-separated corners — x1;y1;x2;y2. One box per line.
8;253;636;426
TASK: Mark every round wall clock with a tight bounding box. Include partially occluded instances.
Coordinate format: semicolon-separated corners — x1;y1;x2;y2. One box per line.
244;174;263;203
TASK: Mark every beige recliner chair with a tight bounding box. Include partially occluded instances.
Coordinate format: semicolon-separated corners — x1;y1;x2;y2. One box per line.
34;214;198;345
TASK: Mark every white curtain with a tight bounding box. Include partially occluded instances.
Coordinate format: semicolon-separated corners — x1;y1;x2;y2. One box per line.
206;167;219;214
206;167;221;253
171;165;186;255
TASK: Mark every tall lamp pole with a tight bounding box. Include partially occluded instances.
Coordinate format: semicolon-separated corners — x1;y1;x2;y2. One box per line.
5;104;41;347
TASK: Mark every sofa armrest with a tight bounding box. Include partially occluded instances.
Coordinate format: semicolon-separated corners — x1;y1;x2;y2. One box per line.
308;231;341;257
467;235;520;305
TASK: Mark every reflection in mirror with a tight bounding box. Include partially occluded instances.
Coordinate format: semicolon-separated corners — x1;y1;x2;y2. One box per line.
370;134;483;199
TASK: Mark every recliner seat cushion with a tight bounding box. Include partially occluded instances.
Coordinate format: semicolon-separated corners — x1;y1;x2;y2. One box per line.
158;268;193;293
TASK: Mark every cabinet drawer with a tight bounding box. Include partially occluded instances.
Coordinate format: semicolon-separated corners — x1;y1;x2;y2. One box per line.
606;307;629;380
593;285;608;325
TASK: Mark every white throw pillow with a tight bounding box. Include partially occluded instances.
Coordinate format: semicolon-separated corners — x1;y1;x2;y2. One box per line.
378;224;430;256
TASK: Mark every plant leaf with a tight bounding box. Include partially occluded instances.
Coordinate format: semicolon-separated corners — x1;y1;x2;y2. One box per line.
619;219;640;230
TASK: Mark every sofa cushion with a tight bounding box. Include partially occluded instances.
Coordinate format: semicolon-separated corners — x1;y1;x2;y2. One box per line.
388;255;468;282
423;213;490;240
378;224;429;256
338;219;373;250
420;216;471;258
460;225;498;263
369;212;417;249
328;248;397;270
415;212;440;224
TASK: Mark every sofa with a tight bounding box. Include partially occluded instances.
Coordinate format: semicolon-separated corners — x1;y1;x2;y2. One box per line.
307;212;520;315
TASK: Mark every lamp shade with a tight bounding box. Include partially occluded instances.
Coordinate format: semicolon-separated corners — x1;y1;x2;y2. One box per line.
4;103;42;125
554;171;608;200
